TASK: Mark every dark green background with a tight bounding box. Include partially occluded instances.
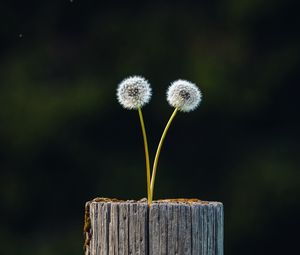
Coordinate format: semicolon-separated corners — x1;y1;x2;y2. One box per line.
1;0;299;254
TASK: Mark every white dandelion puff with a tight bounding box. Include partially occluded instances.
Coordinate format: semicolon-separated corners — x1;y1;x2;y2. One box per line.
117;76;152;110
167;79;202;112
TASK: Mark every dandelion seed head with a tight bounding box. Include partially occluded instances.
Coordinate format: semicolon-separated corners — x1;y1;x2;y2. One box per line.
117;76;152;110
167;79;202;112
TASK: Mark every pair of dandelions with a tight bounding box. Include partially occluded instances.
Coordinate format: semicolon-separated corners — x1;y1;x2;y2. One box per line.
117;76;202;204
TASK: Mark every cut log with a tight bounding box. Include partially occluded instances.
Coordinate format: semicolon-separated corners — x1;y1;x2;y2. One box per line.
84;198;223;255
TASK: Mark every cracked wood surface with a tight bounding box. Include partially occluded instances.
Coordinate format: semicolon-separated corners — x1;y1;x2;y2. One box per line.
84;199;223;255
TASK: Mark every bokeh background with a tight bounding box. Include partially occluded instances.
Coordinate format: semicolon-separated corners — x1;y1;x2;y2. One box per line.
1;0;299;254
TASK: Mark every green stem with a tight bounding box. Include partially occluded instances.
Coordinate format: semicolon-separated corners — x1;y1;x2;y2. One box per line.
138;108;152;204
150;108;178;201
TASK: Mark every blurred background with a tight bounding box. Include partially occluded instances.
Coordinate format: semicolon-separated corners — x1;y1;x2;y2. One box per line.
0;0;299;254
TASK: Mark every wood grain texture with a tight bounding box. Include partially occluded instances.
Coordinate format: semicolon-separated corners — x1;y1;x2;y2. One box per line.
84;199;223;255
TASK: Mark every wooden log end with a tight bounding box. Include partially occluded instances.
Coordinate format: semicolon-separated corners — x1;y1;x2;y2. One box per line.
84;198;223;255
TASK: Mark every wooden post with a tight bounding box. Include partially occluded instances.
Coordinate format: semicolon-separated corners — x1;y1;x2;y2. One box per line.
84;198;223;255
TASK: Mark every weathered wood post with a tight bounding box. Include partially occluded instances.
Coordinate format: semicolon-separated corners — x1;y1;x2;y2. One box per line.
84;198;223;255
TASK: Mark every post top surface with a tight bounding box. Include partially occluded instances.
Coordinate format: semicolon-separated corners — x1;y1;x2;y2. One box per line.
87;197;223;206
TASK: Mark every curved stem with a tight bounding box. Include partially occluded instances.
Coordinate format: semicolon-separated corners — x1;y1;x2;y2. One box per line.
150;108;178;200
138;108;152;204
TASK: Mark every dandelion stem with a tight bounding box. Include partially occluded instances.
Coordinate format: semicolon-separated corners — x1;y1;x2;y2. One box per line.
138;108;152;204
150;107;178;200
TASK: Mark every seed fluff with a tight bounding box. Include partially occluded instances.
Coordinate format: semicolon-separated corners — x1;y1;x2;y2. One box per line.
117;76;152;110
167;79;202;112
